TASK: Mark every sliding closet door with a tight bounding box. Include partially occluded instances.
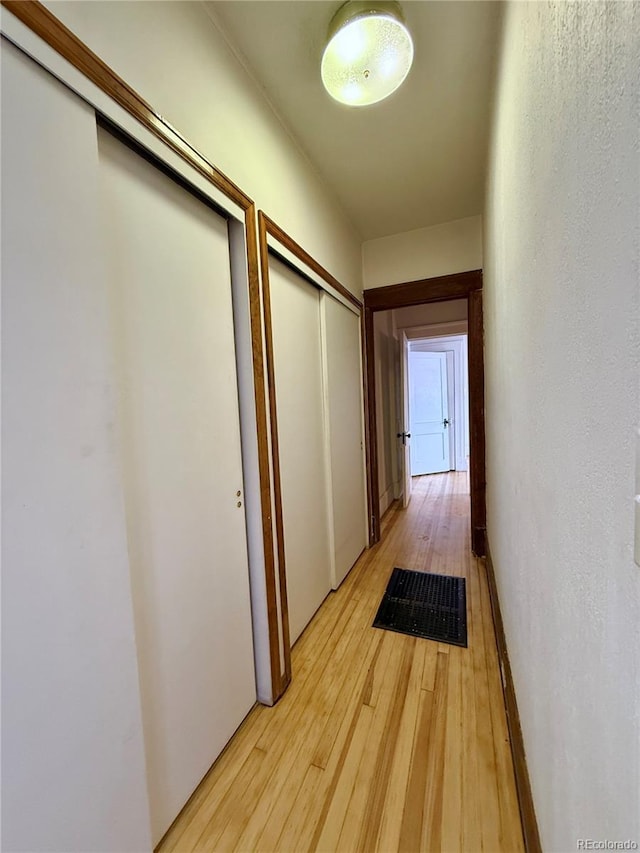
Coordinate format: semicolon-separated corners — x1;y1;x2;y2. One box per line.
269;258;332;644
322;295;367;587
98;130;256;844
1;42;151;853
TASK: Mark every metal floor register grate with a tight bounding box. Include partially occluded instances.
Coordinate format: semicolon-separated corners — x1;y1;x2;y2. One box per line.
373;568;467;648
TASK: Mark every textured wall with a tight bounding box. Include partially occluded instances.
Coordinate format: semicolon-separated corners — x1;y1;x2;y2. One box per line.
362;215;482;289
484;3;640;850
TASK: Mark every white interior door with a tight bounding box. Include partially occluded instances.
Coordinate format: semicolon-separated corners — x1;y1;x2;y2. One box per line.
400;331;412;507
321;295;367;588
98;129;256;845
269;258;332;643
409;351;451;475
408;335;470;471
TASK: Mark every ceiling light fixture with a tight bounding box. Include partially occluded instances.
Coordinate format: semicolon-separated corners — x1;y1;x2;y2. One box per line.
321;0;414;107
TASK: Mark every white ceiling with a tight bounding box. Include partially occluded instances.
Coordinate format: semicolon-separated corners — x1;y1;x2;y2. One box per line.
207;1;501;241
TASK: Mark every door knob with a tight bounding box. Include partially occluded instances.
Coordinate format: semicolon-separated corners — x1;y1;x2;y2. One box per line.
443;419;450;427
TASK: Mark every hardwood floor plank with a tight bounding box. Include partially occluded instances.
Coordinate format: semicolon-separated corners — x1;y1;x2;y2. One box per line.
461;564;482;853
190;747;268;852
441;646;464;853
231;596;389;849
237;631;382;851
312;630;381;769
267;764;325;853
355;638;414;852
158;719;269;852
420;651;449;853
305;642;398;850
157;472;524;853
310;704;375;852
375;638;426;853
337;640;413;852
421;642;438;692
397;687;434;853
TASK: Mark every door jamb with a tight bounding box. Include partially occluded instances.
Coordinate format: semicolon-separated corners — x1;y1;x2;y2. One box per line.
363;270;486;556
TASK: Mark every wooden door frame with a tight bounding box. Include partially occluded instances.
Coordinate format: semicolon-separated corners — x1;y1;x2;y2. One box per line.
363;269;486;556
258;211;364;700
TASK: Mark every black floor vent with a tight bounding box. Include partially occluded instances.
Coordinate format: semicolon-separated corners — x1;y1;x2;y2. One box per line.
373;568;467;648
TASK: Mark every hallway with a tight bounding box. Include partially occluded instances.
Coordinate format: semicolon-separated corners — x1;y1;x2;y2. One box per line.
159;473;524;852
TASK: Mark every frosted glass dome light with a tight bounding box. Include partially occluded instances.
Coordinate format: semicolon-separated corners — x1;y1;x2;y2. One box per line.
321;1;414;107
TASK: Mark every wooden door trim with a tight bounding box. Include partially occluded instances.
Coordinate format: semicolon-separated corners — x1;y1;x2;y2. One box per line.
1;0;289;703
260;213;362;311
363;306;378;541
468;289;487;555
362;308;381;547
363;269;482;311
257;213;291;696
362;270;486;555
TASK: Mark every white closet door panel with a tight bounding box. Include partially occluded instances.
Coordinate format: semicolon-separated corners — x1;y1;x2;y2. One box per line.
1;43;151;853
323;296;367;587
98;130;256;844
269;259;332;644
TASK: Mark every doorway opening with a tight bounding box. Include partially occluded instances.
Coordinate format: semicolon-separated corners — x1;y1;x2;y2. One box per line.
363;271;486;555
405;329;469;502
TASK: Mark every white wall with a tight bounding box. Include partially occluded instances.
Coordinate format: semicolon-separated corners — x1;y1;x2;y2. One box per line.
45;0;362;296
484;3;640;850
362;215;482;289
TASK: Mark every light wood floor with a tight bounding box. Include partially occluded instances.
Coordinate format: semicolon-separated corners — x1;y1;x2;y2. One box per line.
159;473;525;853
